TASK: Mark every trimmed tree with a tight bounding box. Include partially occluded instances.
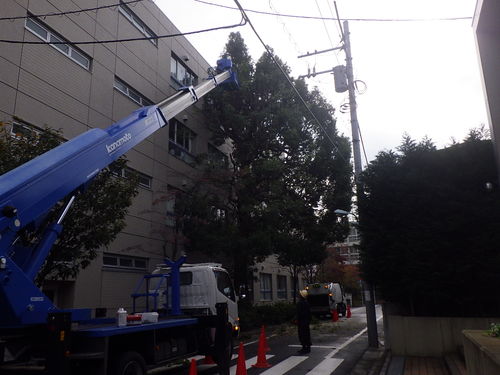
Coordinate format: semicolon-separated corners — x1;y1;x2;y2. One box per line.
358;131;500;316
178;32;353;295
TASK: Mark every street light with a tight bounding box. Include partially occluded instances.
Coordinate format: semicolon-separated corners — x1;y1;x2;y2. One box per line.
334;209;352;217
334;208;379;348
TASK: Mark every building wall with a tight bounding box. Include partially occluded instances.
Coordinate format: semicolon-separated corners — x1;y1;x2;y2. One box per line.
329;223;360;265
473;0;500;177
0;0;228;315
251;255;307;304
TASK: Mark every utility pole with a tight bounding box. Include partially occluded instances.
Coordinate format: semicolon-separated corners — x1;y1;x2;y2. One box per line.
343;20;379;349
297;15;379;349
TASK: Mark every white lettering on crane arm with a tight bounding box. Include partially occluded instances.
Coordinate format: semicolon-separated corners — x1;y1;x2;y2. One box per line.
106;133;132;154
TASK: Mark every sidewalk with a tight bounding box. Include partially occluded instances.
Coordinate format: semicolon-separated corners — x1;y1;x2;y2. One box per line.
350;349;451;375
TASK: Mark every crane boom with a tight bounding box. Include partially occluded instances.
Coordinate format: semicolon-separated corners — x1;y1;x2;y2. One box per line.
0;58;237;327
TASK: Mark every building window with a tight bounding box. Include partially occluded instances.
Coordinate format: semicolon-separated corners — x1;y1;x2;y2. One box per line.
118;1;157;46
207;144;229;168
103;253;148;270
25;17;91;70
169;119;196;165
10;121;41;139
170;54;198;88
260;273;273;301
277;275;287;299
114;77;153;106
112;166;152;189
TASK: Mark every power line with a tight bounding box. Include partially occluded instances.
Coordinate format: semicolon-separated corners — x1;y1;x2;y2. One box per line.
195;0;472;22
314;0;335;49
0;0;145;21
232;0;348;163
0;19;246;45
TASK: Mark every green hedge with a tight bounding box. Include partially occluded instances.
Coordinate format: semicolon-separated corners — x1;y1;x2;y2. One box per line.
239;302;296;331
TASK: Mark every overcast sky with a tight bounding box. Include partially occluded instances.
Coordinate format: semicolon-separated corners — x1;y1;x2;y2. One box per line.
155;0;487;165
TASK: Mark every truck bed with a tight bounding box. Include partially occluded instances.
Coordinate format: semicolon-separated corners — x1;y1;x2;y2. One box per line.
74;317;198;338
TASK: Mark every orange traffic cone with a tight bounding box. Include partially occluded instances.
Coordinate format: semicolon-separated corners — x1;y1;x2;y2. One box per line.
331;309;339;322
261;326;271;352
346;305;352;318
252;329;271;368
203;355;215;364
189;358;197;375
235;342;247;375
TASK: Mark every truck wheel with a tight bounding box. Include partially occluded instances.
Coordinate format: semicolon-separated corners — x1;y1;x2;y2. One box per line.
113;351;146;375
214;327;233;375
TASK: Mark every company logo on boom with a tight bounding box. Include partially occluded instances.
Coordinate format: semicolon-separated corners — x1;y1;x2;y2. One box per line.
106;133;132;154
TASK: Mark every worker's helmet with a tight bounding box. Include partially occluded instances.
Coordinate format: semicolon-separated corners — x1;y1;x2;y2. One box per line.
299;290;308;299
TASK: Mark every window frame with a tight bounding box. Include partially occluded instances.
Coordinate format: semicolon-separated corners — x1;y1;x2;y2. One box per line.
169;119;196;165
25;16;91;70
112;166;152;189
259;273;273;301
118;1;158;46
10;121;41;139
114;77;153;107
103;253;148;271
170;54;198;88
277;275;288;300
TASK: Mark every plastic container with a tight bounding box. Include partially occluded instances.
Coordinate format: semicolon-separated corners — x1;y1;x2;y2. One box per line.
117;307;127;327
141;312;159;323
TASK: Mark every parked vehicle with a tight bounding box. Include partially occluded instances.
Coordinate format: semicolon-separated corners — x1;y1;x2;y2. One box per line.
306;282;347;317
150;262;240;336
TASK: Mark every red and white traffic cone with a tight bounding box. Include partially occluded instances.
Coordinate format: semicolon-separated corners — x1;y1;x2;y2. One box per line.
235;342;247;375
252;329;271;368
331;309;339;322
346;305;352;318
189;358;197;375
261;325;271;352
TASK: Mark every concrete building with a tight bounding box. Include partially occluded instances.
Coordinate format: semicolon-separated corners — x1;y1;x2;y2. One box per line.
473;0;500;176
0;0;231;315
251;256;308;304
328;223;361;265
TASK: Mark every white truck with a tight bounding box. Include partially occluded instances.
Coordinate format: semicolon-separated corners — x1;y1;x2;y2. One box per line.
149;262;240;336
306;282;347;317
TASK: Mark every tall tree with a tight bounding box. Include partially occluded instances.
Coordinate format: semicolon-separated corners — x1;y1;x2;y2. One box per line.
358;131;500;316
181;32;352;292
0;124;139;284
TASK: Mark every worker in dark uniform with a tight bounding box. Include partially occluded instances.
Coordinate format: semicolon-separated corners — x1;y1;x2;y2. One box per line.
297;289;312;354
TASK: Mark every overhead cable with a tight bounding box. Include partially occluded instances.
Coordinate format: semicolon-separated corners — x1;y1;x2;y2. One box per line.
232;0;348;163
196;0;472;22
0;19;246;45
0;0;145;21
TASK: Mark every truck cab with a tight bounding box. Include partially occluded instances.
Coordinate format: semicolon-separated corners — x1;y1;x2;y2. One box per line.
152;263;240;336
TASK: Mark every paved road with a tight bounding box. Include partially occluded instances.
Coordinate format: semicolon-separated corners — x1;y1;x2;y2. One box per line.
159;305;383;375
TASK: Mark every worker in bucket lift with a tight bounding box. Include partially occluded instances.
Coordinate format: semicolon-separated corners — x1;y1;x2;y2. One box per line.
297;289;312;354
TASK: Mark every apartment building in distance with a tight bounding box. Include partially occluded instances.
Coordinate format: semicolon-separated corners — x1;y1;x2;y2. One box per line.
0;0;232;315
327;223;361;265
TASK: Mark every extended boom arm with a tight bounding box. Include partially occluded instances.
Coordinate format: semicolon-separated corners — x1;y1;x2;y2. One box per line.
0;58;237;327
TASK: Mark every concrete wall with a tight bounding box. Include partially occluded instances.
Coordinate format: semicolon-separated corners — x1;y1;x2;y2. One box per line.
463;330;500;375
386;314;500;357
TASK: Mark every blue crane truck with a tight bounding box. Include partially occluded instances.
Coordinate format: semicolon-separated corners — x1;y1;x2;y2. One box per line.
0;58;238;375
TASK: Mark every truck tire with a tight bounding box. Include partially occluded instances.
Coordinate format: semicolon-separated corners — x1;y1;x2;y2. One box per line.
214;326;233;375
112;351;146;375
